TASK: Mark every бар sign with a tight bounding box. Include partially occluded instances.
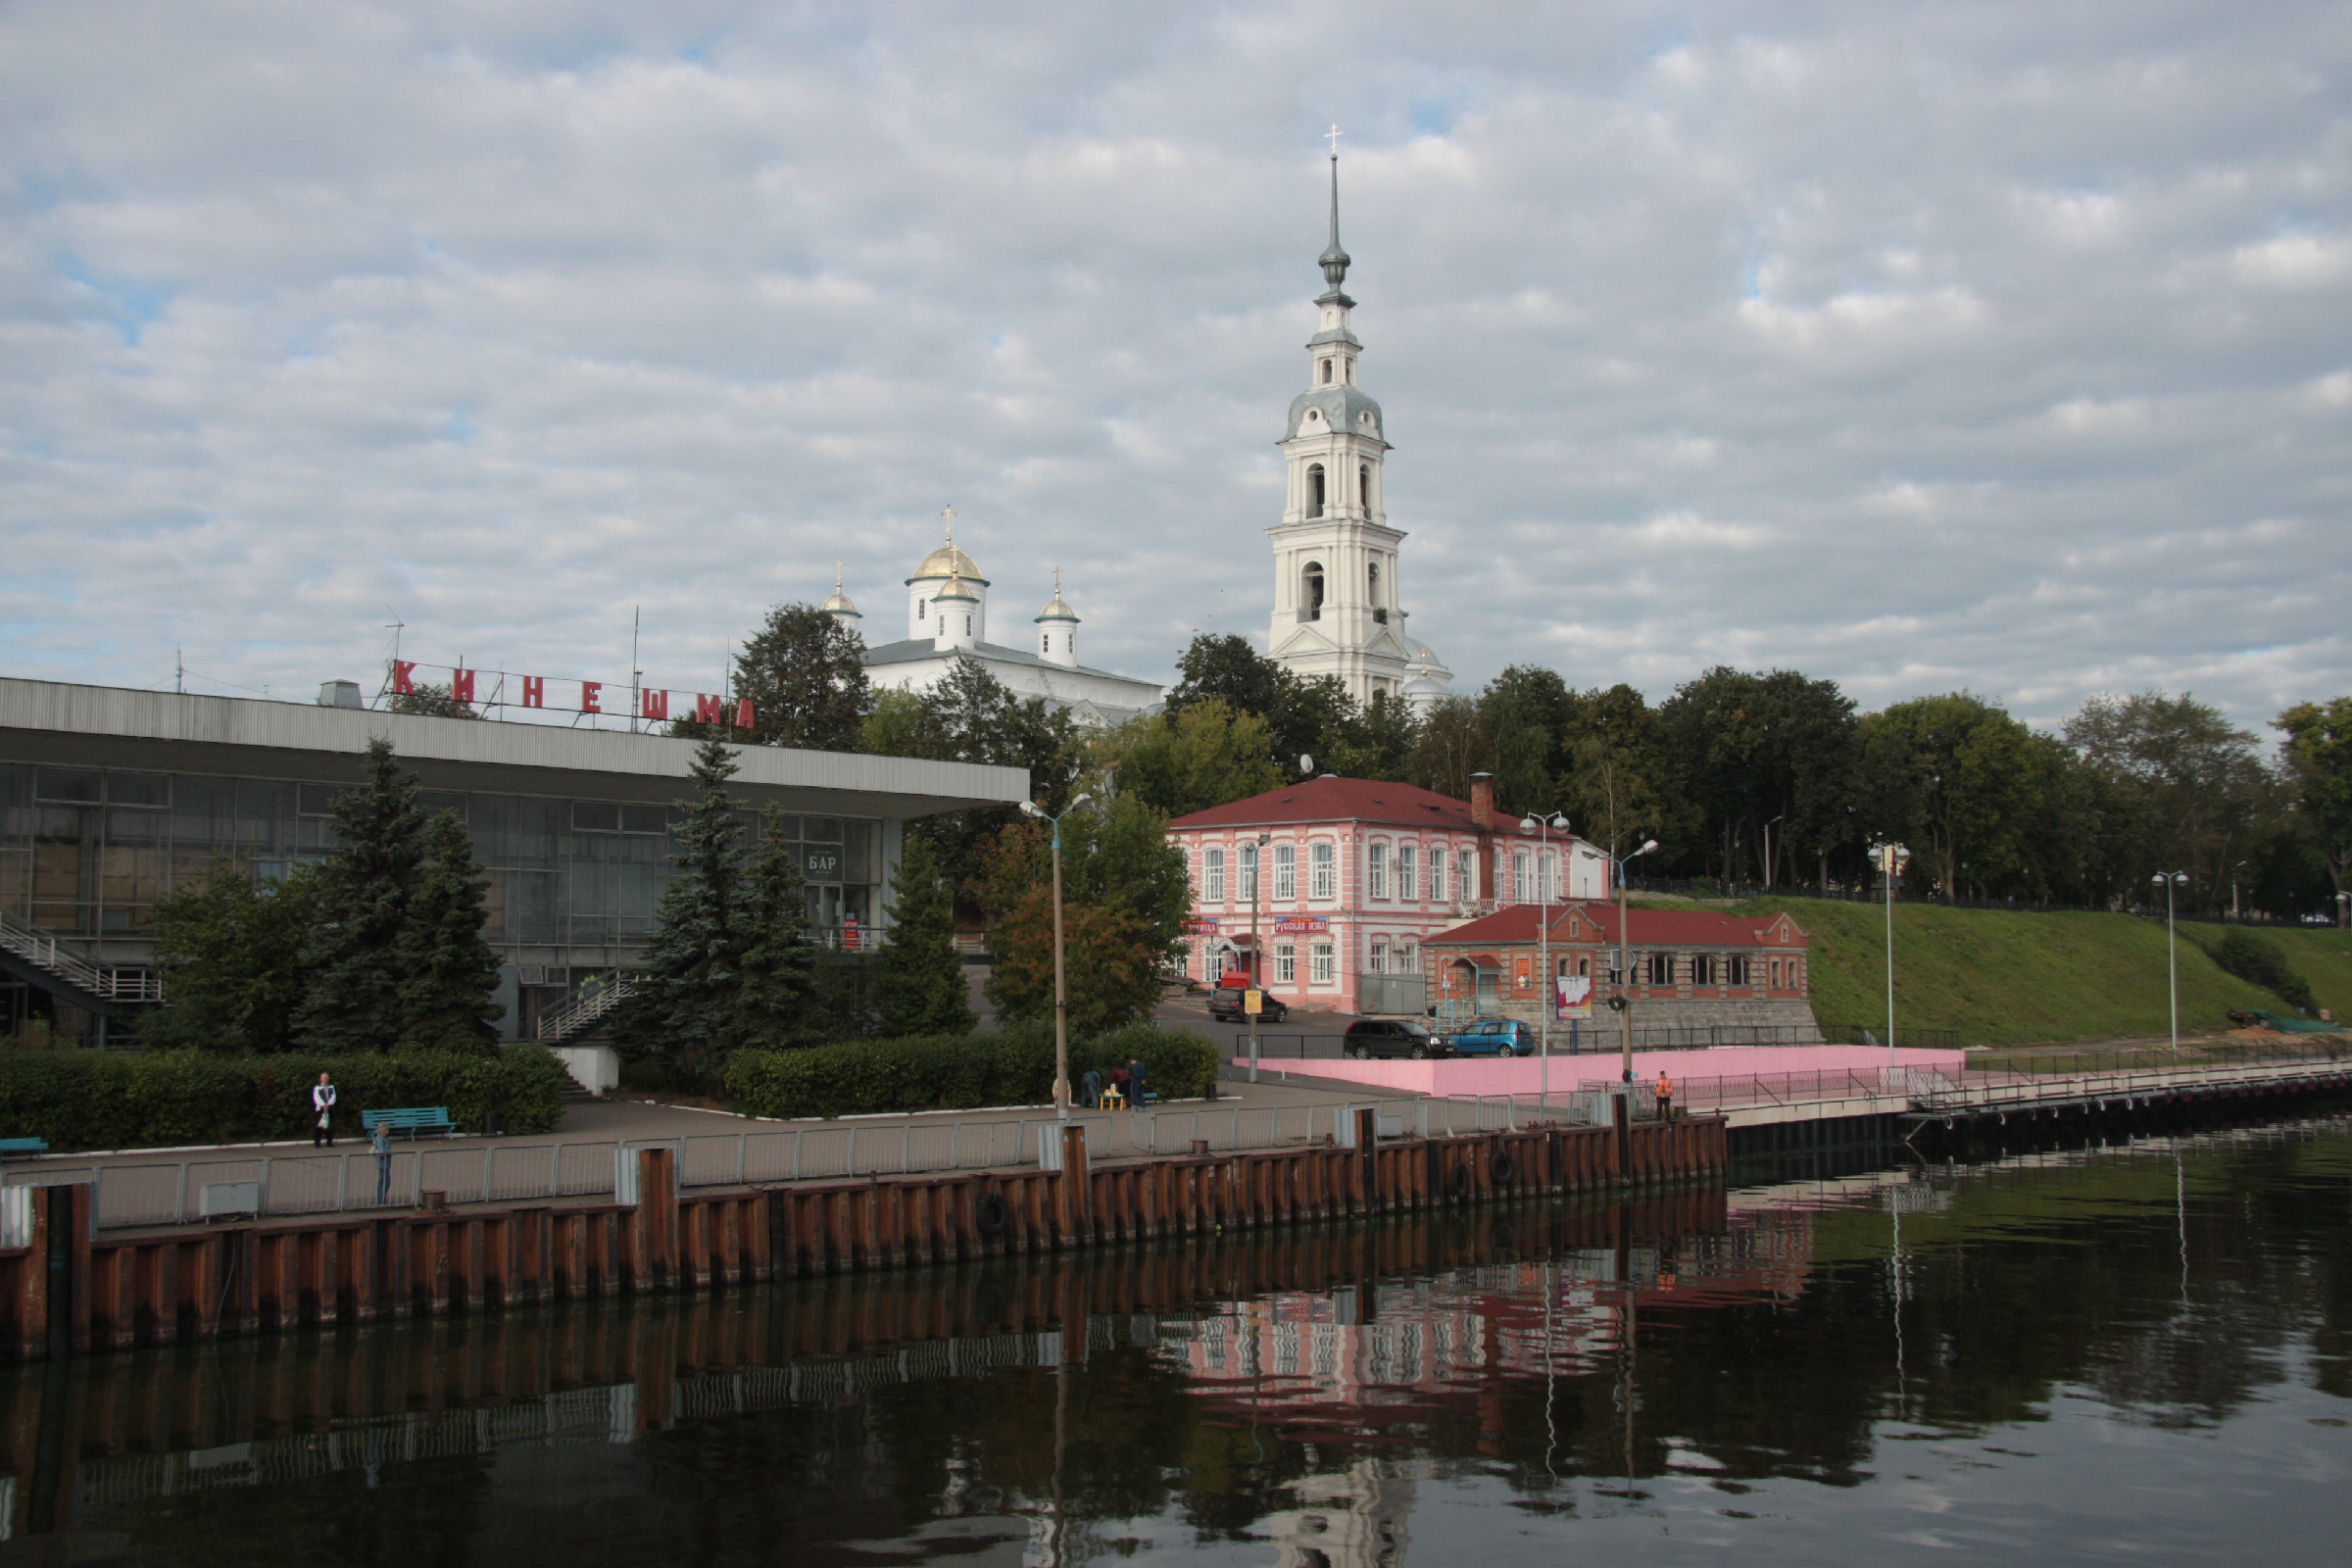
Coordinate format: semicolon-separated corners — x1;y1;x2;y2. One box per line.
388;662;756;728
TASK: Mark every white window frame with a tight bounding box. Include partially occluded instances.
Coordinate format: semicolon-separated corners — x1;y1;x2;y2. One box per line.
1398;941;1417;973
1512;851;1529;903
1310;841;1335;901
1368;842;1389;900
1204;846;1225;904
1398;843;1417;902
1370;938;1390;973
1430;846;1446;902
1276;943;1297;984
1240;841;1258;902
1274;843;1297;901
1310;942;1336;984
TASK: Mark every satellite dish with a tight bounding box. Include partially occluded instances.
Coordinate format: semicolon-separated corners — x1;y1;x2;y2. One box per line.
1298;754;1315;774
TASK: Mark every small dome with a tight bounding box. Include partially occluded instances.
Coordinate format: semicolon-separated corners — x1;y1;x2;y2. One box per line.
932;571;978;604
1036;594;1078;622
911;543;985;582
820;587;859;616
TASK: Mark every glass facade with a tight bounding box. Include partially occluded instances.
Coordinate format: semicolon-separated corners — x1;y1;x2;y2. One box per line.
0;761;881;951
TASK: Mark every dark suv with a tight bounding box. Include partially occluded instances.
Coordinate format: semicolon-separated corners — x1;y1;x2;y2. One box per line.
1344;1018;1446;1059
1206;987;1291;1023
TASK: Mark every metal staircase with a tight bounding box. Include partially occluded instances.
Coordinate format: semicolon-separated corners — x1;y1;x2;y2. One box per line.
535;977;637;1044
0;906;164;1014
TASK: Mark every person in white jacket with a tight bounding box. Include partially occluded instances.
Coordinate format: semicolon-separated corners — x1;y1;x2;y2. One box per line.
312;1072;338;1148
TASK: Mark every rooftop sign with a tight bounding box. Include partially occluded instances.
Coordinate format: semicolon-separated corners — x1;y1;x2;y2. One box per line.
389;662;754;728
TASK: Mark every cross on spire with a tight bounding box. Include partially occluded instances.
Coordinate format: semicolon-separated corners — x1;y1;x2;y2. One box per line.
940;505;956;546
1053;564;1063;596
1325;122;1343;158
833;558;845;591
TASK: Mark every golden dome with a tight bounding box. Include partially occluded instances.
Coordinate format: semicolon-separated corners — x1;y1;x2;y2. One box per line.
911;543;985;582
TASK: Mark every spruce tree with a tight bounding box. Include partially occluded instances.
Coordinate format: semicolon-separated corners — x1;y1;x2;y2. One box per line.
874;833;976;1037
394;811;506;1054
297;739;428;1053
612;738;745;1074
731;806;821;1050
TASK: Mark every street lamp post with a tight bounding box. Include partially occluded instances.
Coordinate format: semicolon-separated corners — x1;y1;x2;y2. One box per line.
2152;871;2188;1064
1874;842;1911;1072
1248;832;1269;1084
1612;840;1659;1085
1020;793;1094;1118
1520;811;1571;1106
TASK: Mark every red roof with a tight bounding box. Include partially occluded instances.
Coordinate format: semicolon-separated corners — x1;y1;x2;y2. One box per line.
1166;776;1482;833
1424;901;1803;949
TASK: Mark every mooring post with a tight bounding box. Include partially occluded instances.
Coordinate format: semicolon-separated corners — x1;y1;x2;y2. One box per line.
1056;1124;1090;1245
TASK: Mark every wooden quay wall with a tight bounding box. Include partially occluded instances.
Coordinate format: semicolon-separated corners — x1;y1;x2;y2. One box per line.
0;1112;1726;1362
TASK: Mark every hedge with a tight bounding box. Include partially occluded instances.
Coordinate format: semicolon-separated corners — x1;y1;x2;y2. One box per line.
724;1022;1220;1121
0;1046;572;1153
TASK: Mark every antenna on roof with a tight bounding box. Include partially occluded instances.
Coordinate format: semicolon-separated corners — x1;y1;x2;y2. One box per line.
1298;755;1315;775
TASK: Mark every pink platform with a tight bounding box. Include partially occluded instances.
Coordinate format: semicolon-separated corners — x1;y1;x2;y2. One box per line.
1232;1044;1968;1097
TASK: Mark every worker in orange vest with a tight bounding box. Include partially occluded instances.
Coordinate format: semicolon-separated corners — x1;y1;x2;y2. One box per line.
1655;1070;1673;1121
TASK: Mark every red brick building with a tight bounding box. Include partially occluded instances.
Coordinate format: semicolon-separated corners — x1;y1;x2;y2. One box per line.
1421;902;1818;1040
1166;774;1606;1014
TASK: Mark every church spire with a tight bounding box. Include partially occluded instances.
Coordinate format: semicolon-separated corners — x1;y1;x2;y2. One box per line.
1317;126;1353;308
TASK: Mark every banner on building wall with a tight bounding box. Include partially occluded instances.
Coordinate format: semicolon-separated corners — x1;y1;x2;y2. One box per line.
1182;917;1221;935
1271;916;1329;935
386;661;756;728
1554;973;1593;1020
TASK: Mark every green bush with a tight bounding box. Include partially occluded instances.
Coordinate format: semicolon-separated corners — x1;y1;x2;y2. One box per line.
725;1023;1220;1120
2209;929;2319;1014
0;1046;572;1152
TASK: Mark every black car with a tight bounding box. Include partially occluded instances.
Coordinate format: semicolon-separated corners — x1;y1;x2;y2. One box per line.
1206;988;1291;1023
1343;1018;1446;1059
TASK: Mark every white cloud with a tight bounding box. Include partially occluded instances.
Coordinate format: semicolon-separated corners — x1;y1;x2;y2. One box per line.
0;0;2347;737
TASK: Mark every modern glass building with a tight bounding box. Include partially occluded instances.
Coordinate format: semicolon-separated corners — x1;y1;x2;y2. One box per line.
0;678;1025;1043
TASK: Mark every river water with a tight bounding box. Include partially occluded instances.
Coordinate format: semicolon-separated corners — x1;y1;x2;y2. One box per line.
4;1119;2350;1566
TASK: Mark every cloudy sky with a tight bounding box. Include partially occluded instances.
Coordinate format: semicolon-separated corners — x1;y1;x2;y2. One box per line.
3;0;2347;736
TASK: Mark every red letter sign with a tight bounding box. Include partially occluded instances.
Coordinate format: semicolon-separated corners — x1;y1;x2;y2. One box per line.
390;661;416;695
695;694;724;724
521;676;545;709
641;689;668;722
581;681;602;714
451;667;476;704
734;698;755;730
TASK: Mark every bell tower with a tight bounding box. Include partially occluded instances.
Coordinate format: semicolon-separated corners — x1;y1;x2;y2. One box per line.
1266;136;1424;709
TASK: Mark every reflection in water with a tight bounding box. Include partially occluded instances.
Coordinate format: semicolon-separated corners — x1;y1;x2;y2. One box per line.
5;1120;2352;1564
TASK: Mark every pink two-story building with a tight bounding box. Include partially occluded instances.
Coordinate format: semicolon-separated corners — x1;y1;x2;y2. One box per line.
1166;774;1607;1014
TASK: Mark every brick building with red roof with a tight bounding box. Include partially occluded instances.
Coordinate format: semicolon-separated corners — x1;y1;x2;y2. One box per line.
1422;900;1819;1041
1166;773;1605;1014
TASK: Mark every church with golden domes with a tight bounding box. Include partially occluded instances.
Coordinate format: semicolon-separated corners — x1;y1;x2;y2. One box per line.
820;514;1165;724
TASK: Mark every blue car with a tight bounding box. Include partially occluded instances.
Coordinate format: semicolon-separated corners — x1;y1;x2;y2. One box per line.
1446;1019;1535;1056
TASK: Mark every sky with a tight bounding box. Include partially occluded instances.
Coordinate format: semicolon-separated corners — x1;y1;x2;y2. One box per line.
2;0;2347;738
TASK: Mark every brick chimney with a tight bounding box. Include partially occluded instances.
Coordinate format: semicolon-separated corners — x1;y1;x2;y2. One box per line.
1469;771;1496;907
1468;772;1495;829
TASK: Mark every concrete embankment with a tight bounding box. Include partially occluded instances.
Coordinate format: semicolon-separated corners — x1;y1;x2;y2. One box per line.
0;1112;1726;1361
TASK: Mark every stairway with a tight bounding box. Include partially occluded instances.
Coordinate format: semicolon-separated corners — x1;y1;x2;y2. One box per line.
0;906;164;1017
535;977;637;1045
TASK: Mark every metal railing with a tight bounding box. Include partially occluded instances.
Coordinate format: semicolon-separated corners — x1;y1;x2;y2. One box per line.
535;978;637;1042
0;906;164;1003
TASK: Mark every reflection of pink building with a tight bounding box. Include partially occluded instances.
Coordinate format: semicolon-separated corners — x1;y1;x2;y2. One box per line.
1167;775;1605;1015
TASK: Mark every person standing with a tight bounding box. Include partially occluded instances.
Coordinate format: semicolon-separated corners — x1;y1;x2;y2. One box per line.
1128;1057;1149;1107
371;1119;393;1205
312;1072;338;1147
1654;1070;1673;1122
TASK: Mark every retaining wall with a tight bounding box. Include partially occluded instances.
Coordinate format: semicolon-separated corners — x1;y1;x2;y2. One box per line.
0;1114;1725;1361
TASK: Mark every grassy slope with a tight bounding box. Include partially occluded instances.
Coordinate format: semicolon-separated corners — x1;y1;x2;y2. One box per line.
1661;896;2352;1046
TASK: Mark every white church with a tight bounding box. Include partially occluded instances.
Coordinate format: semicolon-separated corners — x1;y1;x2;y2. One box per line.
821;145;1452;723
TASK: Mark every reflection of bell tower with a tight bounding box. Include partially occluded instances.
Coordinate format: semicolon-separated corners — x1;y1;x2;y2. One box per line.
1267;142;1416;708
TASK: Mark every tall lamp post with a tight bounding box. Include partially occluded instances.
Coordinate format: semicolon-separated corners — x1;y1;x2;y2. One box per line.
1873;842;1910;1071
2152;871;2188;1064
1608;839;1660;1085
1520;812;1571;1105
1248;831;1269;1084
1020;793;1094;1118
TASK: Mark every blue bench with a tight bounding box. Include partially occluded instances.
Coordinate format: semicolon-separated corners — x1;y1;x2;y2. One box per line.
0;1138;47;1158
362;1107;459;1141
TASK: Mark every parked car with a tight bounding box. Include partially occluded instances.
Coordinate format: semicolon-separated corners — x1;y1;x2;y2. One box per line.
1343;1018;1447;1059
1206;985;1291;1023
1446;1018;1535;1056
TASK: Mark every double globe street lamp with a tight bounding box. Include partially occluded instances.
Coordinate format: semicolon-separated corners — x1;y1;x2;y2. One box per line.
1019;793;1093;1118
1519;812;1571;1104
2152;870;2189;1064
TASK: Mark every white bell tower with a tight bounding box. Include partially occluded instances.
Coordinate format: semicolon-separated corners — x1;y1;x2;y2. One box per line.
1265;136;1434;710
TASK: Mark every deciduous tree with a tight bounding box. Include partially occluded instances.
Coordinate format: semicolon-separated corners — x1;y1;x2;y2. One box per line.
139;859;322;1054
2276;696;2352;919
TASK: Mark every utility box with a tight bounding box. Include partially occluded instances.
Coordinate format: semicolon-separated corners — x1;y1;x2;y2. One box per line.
200;1181;261;1219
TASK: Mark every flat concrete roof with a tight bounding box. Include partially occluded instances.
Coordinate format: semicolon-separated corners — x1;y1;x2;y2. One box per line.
0;677;1027;819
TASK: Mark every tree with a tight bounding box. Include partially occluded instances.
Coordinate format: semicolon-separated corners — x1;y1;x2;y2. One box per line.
296;740;430;1053
139;859;323;1053
1562;685;1678;860
1481;665;1576;818
1404;695;1493;801
682;602;870;753
2277;697;2352;920
1658;667;1857;886
1857;694;2043;897
2066;692;2270;906
392;811;506;1054
732;807;822;1049
1096;701;1284;818
873;834;975;1037
611;739;747;1074
386;683;481;719
1164;632;1370;774
980;794;1190;1036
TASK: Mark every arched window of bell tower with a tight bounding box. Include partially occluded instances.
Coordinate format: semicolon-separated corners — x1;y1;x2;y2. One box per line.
1302;562;1325;622
1359;463;1371;514
1306;464;1326;517
1320;359;1334;384
1368;561;1381;604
